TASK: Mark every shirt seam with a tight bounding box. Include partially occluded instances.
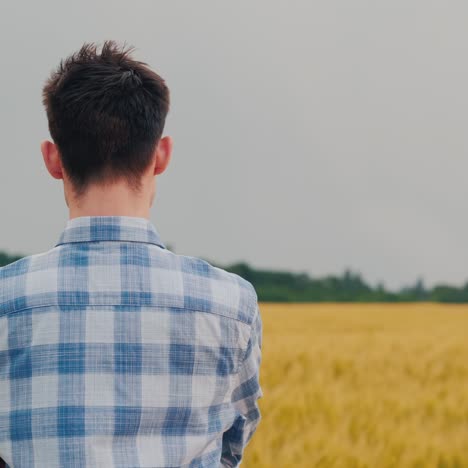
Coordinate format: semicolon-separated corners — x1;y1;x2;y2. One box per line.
54;239;166;248
232;299;259;382
0;302;253;326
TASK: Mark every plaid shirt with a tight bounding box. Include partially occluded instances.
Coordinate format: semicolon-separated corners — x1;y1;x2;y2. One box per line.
0;216;262;468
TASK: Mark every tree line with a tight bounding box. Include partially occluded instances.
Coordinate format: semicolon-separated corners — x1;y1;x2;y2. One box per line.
2;249;468;303
211;262;468;303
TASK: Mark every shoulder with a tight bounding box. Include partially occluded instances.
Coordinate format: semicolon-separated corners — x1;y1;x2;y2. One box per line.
0;253;35;282
0;247;60;280
154;248;258;326
0;249;58;313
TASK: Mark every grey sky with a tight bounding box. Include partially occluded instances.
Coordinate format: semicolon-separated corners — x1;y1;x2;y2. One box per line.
1;1;468;291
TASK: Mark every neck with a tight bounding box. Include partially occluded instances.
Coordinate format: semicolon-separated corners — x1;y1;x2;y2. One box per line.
67;182;152;220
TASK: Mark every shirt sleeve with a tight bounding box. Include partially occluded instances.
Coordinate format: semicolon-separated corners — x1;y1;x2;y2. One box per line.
221;301;263;467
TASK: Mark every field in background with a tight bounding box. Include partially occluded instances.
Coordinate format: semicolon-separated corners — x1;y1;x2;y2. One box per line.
242;303;468;468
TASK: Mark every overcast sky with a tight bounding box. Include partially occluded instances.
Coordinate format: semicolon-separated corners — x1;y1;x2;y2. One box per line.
1;1;468;291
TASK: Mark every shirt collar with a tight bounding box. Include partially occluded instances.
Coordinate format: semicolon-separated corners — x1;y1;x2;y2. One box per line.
55;215;166;249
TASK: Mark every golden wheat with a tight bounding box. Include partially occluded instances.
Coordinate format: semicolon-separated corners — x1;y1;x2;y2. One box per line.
242;303;468;468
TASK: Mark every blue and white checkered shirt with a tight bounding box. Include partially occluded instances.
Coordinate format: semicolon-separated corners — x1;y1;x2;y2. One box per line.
0;216;262;467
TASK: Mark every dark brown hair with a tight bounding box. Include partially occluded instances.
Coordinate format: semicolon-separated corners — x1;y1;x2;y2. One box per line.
42;40;170;197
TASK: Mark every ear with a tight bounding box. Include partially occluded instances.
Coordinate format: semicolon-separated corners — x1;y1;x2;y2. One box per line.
41;140;64;180
153;136;173;176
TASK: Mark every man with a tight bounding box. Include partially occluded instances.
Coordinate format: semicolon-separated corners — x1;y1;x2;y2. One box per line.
0;40;262;467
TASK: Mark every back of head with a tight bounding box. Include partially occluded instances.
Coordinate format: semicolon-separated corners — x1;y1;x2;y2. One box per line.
42;40;170;197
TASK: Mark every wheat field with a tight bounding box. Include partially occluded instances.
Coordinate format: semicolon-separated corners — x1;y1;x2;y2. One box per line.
242;303;468;468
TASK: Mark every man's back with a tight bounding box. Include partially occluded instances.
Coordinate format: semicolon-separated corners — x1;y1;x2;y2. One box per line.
0;216;262;467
